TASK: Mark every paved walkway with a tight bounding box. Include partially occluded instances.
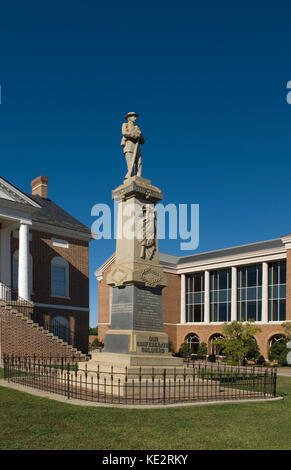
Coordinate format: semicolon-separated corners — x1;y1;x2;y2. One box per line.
0;379;283;409
276;367;291;377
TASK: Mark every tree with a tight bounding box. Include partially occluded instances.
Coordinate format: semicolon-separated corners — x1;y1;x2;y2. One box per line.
268;338;288;365
197;342;207;357
91;337;103;348
270;323;291;366
89;326;98;336
179;342;191;357
213;321;261;365
282;322;291;340
245;337;260;361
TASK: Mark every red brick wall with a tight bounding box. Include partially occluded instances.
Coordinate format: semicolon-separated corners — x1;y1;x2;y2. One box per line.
174;324;288;359
162;272;181;324
10;229;90;354
97;265;289;359
11;230;89;307
97;266;111;343
0;307;85;360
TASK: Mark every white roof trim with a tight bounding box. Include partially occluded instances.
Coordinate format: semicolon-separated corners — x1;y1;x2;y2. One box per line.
96;243;287;277
0;177;41;208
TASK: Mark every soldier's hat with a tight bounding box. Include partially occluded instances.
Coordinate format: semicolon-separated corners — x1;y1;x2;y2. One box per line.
125;111;138;120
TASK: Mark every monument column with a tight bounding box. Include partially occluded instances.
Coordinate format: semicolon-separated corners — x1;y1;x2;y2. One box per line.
86;111;183;369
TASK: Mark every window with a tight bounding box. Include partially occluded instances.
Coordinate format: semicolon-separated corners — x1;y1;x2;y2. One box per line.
268;261;286;321
51;316;70;343
210;269;232;322
185;333;200;354
237;265;262;321
12;250;33;295
209;333;224;355
186;273;204;322
51;256;69;298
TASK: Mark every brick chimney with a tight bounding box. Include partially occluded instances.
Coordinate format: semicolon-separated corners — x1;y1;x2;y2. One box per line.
31;175;49;199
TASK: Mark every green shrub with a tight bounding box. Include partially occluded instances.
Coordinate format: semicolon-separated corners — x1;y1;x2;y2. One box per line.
89;327;98;335
268;339;287;362
197;342;207;357
179;342;191;357
91;338;102;348
245;338;260;361
278;349;288;367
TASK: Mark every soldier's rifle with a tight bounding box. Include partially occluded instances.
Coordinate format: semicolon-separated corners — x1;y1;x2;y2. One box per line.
128;139;139;177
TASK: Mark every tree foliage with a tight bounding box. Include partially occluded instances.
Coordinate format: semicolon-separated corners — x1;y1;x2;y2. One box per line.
89;327;98;336
197;342;208;357
268;337;288;365
282;322;291;340
213;321;261;365
179;342;191;357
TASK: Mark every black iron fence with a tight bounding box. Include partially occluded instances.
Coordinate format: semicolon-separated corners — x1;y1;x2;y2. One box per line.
3;355;277;406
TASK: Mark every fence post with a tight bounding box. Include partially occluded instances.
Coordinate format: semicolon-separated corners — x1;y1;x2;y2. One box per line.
163;368;166;404
264;369;267;397
67;363;70;400
273;368;277;397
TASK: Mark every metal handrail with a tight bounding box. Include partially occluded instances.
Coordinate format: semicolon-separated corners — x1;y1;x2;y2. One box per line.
0;282;34;318
0;282;86;354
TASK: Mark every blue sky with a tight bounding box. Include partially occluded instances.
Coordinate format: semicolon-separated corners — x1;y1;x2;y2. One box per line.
1;1;291;326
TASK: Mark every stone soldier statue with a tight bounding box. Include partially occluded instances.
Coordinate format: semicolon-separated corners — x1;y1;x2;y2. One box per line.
121;112;145;179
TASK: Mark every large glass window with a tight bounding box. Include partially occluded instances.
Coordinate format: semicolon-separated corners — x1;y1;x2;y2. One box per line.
186;273;204;322
210;269;232;322
237;265;262;321
268;261;286;321
51;256;69;298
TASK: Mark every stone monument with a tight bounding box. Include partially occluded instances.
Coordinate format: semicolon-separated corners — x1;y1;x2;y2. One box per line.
83;112;183;372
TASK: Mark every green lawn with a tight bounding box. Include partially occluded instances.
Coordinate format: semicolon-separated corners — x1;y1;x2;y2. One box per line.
0;375;290;450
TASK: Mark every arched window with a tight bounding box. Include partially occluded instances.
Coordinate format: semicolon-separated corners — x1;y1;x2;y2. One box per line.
185;333;200;354
51;316;69;343
209;333;224;355
51;256;69;298
269;334;286;347
12;250;33;295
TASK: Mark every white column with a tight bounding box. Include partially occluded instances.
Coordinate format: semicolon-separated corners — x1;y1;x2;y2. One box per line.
18;223;30;301
0;228;11;288
231;266;237;321
180;274;186;324
262;262;268;323
204;270;210;323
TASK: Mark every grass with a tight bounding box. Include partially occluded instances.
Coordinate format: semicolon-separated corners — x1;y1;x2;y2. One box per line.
0;374;291;450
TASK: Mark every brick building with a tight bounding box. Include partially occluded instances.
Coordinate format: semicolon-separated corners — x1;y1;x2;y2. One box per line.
0;175;92;358
96;235;291;360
